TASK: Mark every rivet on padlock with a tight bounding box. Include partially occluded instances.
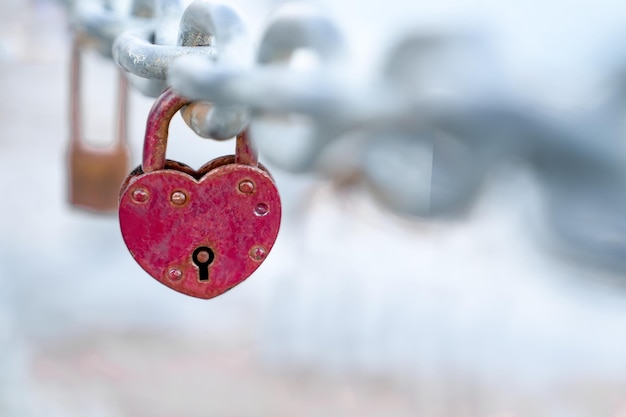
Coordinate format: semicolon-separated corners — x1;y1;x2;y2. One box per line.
67;33;131;213
118;88;281;299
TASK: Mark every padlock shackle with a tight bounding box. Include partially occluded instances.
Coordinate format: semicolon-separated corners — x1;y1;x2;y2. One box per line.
70;33;129;148
70;36;81;144
235;129;256;166
143;87;257;172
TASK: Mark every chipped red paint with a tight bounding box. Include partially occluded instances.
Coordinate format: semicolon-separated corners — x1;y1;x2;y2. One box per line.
119;88;281;299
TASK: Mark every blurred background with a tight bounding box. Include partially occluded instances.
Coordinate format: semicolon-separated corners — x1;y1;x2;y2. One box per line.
2;0;626;416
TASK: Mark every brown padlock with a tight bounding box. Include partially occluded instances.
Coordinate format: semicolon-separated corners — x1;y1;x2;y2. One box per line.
67;33;131;213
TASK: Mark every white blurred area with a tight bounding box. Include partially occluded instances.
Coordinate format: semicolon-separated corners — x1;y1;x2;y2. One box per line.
2;0;626;416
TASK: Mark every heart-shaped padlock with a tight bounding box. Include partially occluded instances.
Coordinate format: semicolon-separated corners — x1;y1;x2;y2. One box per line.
119;88;281;299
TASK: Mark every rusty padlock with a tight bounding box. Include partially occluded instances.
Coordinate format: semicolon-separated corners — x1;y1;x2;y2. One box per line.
67;33;131;213
118;88;281;299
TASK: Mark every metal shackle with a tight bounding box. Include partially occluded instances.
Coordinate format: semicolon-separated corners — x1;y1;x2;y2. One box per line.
142;88;255;173
142;88;191;172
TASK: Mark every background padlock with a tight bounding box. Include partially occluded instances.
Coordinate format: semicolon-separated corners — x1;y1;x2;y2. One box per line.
118;88;281;299
67;33;131;213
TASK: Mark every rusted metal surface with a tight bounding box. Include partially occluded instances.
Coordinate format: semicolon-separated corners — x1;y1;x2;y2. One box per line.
119;88;281;299
141;87;191;172
67;33;131;213
235;128;257;166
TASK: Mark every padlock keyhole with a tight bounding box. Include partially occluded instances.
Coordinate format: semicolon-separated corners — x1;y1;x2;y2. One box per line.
192;246;215;282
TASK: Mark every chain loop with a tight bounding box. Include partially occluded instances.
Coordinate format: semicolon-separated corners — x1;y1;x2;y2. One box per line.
177;0;251;140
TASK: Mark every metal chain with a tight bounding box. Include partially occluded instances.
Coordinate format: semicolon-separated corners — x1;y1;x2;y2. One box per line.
176;1;250;140
63;0;626;270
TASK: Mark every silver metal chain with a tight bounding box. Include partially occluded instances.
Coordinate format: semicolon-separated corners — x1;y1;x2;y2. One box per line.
63;0;626;270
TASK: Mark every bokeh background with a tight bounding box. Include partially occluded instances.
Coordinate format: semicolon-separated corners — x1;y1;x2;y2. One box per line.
2;0;626;416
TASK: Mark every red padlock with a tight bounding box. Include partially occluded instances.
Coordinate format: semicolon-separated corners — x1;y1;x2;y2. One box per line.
119;88;281;299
